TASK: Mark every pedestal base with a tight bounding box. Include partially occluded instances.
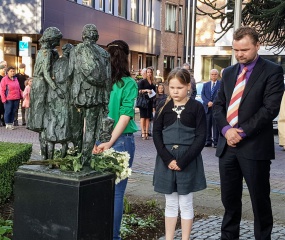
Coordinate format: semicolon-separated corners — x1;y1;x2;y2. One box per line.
13;165;115;240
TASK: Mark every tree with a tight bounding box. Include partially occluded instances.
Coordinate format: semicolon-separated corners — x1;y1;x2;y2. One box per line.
197;0;285;53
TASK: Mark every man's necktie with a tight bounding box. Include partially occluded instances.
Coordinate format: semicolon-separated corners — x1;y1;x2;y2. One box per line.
226;67;248;127
210;82;216;101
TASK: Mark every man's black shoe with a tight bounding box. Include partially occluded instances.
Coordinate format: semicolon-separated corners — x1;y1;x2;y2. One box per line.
14;120;19;126
22;123;26;126
205;143;212;147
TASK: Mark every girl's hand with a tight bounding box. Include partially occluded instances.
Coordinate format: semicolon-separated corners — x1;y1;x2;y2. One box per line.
93;142;113;154
168;160;181;171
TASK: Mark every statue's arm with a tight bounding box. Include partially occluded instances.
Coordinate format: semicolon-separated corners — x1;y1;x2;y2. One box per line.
42;50;57;90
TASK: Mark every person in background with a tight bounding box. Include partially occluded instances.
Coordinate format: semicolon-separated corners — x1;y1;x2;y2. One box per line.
201;69;221;148
22;78;32;127
153;67;206;240
278;91;285;151
220;68;225;78
0;66;22;130
138;67;156;140
0;64;6;127
93;40;138;240
15;63;29;126
182;62;197;99
153;83;167;113
213;26;284;239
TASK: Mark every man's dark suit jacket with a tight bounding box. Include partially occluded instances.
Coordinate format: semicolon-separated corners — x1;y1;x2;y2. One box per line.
213;57;284;160
201;80;221;113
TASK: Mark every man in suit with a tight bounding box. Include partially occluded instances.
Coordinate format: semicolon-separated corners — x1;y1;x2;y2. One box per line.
213;26;284;240
201;69;221;148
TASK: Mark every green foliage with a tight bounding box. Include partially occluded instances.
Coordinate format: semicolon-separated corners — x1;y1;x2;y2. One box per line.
0;142;32;204
146;199;158;208
121;198;161;239
0;218;13;240
123;197;132;214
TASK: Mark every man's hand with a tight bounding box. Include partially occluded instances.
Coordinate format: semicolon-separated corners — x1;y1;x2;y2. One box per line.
208;101;213;107
168;160;181;171
225;128;244;147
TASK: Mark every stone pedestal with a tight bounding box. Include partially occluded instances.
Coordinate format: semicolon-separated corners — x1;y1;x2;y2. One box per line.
13;165;115;240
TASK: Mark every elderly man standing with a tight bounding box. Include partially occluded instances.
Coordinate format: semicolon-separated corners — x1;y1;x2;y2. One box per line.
213;26;284;240
201;69;221;148
69;24;112;165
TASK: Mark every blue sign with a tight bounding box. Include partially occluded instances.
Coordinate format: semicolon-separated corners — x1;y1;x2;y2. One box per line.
19;41;30;56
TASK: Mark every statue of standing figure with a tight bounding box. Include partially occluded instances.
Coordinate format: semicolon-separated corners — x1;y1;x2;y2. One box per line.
28;27;65;160
28;24;112;165
69;24;112;165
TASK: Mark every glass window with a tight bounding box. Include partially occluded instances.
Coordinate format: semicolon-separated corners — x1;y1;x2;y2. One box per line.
177;57;181;67
178;6;182;33
225;0;234;23
165;4;176;32
146;0;152;26
99;0;105;11
108;0;113;13
131;0;138;22
118;0;126;18
141;0;145;24
202;56;231;81
82;0;94;7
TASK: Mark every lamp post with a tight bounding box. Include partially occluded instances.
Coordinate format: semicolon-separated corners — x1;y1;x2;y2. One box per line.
231;0;242;65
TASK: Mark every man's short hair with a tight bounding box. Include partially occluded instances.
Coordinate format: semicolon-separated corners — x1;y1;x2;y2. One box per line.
233;26;259;45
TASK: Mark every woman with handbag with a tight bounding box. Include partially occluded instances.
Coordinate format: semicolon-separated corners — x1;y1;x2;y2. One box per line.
138;67;156;139
22;78;32;126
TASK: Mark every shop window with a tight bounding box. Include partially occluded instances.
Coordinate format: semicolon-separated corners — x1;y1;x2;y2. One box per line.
166;4;176;32
202;56;231;81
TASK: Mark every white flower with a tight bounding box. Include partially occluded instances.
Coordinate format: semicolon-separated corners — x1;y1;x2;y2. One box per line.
91;148;132;184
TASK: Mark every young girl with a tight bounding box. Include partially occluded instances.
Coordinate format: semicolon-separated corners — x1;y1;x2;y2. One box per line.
22;78;32;126
92;40;138;240
153;67;207;240
153;83;167;112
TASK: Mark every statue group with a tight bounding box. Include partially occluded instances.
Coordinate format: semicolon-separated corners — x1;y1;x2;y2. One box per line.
28;24;112;165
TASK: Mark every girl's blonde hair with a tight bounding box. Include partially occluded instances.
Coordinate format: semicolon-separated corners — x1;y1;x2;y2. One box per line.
157;68;191;117
24;77;33;86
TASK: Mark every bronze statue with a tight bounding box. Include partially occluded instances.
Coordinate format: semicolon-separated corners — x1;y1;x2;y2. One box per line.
44;43;74;159
28;25;112;165
69;24;112;165
28;27;65;160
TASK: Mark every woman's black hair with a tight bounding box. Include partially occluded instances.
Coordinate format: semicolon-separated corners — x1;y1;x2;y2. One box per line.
107;40;131;86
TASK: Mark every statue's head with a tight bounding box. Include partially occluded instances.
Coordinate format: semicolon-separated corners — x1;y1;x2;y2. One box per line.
39;27;63;48
82;24;99;42
62;43;73;57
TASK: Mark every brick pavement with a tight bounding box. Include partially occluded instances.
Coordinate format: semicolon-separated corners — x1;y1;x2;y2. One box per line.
0;114;285;239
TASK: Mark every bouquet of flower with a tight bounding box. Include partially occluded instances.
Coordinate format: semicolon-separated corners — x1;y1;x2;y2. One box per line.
91;148;132;184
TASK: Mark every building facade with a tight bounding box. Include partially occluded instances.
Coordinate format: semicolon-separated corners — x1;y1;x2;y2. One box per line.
194;0;285;82
0;0;197;80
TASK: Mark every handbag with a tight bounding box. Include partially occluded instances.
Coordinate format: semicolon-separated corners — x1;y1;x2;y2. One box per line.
136;93;149;109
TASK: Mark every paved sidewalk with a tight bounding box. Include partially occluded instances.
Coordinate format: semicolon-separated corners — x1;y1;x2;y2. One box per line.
0;114;285;239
